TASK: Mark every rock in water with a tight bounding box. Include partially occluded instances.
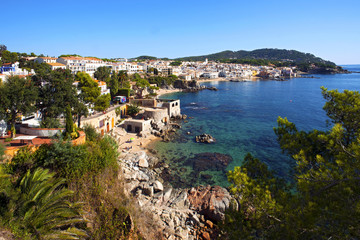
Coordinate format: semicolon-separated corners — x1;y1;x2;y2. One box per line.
185;152;232;172
195;134;216;143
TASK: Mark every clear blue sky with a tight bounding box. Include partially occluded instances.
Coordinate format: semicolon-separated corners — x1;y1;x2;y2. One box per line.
2;0;360;64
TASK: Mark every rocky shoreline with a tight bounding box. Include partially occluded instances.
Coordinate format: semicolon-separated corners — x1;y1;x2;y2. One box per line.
118;150;233;240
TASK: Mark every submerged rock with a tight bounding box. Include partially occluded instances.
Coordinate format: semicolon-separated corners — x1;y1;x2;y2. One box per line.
195;134;216;143
185;152;232;172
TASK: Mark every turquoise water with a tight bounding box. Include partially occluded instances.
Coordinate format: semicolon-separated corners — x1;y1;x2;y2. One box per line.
154;65;360;188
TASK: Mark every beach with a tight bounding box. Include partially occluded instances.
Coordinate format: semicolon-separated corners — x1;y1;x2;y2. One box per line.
114;87;182;154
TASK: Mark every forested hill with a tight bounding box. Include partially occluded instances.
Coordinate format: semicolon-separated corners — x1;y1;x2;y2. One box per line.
175;48;336;66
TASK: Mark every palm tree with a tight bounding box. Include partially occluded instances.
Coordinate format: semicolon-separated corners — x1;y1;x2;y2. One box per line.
10;168;87;239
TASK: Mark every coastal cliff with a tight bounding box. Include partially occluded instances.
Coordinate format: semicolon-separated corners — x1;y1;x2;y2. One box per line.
117;149;232;240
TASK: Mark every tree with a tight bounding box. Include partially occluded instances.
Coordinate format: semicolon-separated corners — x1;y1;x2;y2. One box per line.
8;168;87;239
65;105;74;139
224;154;291;239
118;71;130;88
73;101;89;128
1;50;18;64
127;104;140;117
273;88;360;238
109;71;119;98
224;88;360;239
34;69;79;128
0;76;38;137
0;44;7;54
76;72;100;104
94;94;111;112
94;66;111;83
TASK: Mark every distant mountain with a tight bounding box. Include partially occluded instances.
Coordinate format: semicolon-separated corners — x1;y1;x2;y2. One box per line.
175;48;336;66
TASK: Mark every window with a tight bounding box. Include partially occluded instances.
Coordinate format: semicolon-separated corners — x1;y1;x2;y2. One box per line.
99;120;104;128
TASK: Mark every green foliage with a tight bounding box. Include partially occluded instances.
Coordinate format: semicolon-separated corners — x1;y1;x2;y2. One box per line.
83;125;99;142
31;135;118;181
321;86;360;143
225;87;360;239
147;75;178;87
6;168;87;239
34;69;79;128
224;154;291;239
94;66;111;83
127;104;140;116
19;60;51;75
40;118;61;128
0;76;38;137
109;72;119;98
134;78;150;88
58;54;82;58
94;94;111;112
76;72;101;104
0;44;7;53
1;50;18;64
177;48;336;66
115;107;121;117
118;71;129;88
65;105;74;139
118;88;131;98
0;144;5;161
169;61;182;66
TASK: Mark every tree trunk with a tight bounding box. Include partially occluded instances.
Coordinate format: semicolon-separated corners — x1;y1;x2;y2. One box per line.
77;115;81;128
10;118;16;138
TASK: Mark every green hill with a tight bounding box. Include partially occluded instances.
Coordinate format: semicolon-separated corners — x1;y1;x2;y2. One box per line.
175;48;336;66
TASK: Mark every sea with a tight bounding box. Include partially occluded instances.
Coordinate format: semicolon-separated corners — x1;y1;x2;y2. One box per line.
152;65;360;188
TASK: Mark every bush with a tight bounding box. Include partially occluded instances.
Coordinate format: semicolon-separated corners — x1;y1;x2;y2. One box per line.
118;88;131;98
84;125;99;142
127;104;140;116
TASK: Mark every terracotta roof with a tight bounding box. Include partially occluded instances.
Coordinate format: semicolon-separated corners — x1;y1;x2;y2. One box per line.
47;63;66;66
84;57;102;61
60;57;84;60
40;57;57;60
94;80;107;86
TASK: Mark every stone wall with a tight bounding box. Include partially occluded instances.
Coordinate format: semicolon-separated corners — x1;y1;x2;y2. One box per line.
129;99;156;108
80;108;120;135
143;108;169;124
20;126;63;137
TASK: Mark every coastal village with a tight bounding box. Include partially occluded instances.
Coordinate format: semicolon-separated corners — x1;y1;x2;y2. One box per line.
0;52;298;239
0;50;337;240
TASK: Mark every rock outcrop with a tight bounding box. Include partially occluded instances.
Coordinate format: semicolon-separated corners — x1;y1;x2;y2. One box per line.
119;151;231;239
188;185;231;222
195;134;216;143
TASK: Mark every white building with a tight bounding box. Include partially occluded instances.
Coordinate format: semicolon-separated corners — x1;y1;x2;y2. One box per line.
56;57;108;76
34;57;57;64
47;62;66;71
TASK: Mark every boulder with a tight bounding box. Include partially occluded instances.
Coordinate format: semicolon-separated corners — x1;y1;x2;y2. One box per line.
187;185;232;222
153;180;164;192
141;183;154;197
195;134;216;143
139;158;149;168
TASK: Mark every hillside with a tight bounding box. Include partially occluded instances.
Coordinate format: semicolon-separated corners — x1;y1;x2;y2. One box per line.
175;48;336;66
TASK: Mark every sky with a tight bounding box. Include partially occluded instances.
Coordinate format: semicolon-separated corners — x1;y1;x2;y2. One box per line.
2;0;360;64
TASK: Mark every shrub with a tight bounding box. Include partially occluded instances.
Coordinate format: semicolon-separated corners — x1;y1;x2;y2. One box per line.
118;88;131;98
84;124;99;142
127;104;140;116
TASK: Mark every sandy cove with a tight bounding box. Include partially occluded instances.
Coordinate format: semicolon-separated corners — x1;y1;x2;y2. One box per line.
114;87;182;154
